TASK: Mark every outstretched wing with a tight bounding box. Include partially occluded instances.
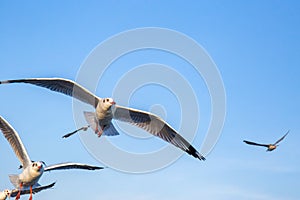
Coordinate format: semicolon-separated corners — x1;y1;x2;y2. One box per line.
274;130;289;145
113;105;205;161
10;182;56;197
44;162;104;172
0;78;100;108
0;116;31;168
243;140;269;147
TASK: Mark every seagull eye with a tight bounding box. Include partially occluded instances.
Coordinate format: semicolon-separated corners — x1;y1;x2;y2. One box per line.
102;99;105;103
106;99;109;102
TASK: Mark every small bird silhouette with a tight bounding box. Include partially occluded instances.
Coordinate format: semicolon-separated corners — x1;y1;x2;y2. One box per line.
243;130;289;151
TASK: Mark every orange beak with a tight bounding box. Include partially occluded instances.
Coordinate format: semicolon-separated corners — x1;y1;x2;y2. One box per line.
111;101;116;105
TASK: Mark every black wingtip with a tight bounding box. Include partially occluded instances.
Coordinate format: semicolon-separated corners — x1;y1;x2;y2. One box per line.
0;79;24;84
188;146;206;161
197;153;206;161
62;130;77;138
96;166;105;170
89;166;105;170
50;181;56;187
62;132;73;138
63;126;90;138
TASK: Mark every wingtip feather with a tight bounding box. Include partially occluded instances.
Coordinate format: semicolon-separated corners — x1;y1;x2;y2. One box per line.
197;153;206;161
187;146;206;161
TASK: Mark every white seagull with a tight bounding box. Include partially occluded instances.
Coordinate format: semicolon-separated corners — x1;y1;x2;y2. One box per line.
0;182;55;200
0;116;103;200
0;78;205;161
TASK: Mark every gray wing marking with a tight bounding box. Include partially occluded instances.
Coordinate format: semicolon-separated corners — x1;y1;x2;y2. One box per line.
113;105;205;160
0;78;99;108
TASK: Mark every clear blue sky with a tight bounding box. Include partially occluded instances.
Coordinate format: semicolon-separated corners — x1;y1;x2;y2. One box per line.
0;1;299;199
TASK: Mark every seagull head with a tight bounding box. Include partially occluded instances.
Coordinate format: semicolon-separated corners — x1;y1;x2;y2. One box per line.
31;161;45;172
3;189;11;198
101;98;116;110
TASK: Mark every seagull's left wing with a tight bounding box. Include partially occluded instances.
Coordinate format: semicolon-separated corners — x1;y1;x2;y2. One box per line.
113;105;205;161
274;130;289;145
44;162;104;172
243;140;269;147
0;78;100;108
0;116;31;168
10;182;56;197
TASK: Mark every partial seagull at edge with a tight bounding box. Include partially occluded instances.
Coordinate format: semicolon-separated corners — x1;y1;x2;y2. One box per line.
0;182;55;200
0;116;103;200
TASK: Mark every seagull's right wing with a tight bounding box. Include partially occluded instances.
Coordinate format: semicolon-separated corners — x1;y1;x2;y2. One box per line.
0;116;31;168
10;182;56;197
243;140;269;147
113;105;205;161
0;78;100;108
274;130;289;145
44;162;104;172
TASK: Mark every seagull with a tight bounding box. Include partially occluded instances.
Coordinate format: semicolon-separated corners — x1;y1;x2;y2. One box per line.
243;130;289;151
0;116;103;200
0;190;10;200
0;182;55;200
0;78;205;161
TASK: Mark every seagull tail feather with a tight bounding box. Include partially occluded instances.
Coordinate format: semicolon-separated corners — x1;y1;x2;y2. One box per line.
9;174;20;188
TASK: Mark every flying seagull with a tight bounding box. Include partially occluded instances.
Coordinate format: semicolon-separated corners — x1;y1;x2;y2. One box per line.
0;116;103;200
0;182;55;200
0;78;205;161
243;130;289;151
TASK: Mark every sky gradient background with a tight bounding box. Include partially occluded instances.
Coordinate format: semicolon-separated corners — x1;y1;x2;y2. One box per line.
0;1;299;199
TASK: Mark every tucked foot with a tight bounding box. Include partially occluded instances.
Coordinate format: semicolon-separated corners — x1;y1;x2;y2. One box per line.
94;124;103;137
96;129;103;137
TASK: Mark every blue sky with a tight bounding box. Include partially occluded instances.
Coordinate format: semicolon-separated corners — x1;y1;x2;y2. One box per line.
0;1;299;199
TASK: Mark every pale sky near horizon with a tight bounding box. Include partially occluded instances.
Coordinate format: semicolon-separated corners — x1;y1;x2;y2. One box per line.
0;1;299;199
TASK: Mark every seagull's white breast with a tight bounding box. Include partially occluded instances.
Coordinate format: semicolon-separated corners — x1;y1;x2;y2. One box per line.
19;166;43;187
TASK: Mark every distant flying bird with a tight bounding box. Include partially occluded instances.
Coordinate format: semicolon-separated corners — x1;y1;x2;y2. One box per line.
243;130;289;151
0;78;205;161
0;182;55;200
0;116;103;200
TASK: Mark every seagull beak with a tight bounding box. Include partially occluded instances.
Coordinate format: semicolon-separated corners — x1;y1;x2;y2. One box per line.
111;101;116;105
